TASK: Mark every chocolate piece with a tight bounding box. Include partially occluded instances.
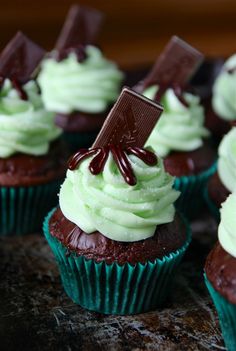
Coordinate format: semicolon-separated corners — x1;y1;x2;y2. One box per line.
93;87;163;148
134;36;203;98
55;5;104;52
0;31;45;84
205;242;236;304
49;207;187;265
68;145;157;186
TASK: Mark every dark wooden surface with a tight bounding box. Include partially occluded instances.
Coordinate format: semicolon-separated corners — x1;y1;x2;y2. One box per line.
0;213;226;351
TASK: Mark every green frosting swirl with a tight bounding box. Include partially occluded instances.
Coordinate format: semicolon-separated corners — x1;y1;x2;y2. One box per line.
38;46;124;114
218;127;236;193
218;193;236;258
144;87;210;157
213;54;236;121
0;79;61;158
59;151;179;242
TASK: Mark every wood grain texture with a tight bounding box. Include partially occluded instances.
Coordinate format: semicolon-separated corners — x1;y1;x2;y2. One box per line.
0;0;236;68
0;213;225;351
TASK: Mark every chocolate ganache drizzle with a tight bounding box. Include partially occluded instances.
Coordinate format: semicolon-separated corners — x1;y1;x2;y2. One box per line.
68;145;158;186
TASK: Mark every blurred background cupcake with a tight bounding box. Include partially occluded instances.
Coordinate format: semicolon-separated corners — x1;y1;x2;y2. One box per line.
38;5;124;151
205;193;236;351
0;32;68;236
133;37;217;218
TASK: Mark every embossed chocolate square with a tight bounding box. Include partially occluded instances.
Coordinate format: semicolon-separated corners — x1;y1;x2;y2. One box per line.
0;31;45;83
55;4;104;51
135;36;203;92
93;87;163;148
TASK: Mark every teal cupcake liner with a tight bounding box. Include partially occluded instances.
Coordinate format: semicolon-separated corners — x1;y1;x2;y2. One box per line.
0;180;62;236
203;187;220;222
205;274;236;351
43;209;191;315
63;130;99;151
174;162;217;218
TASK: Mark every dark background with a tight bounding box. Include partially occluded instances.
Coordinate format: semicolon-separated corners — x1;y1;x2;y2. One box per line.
0;0;236;69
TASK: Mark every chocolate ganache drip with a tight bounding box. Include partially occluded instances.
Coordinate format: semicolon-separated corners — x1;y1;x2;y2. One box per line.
68;145;158;186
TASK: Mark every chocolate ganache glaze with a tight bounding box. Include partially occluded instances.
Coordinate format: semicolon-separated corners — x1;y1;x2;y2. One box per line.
205;241;236;304
50;207;186;265
68;145;157;186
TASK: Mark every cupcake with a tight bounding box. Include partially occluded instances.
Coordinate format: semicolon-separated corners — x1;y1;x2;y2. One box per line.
205;193;236;351
135;37;217;217
0;32;67;235
43;87;191;315
206;127;236;220
38;5;123;151
213;54;236;125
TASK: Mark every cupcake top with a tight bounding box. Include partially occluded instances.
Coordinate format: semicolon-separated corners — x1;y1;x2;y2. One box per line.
0;79;61;158
59;145;180;242
0;32;61;158
58;87;181;243
144;86;210;157
218;193;236;258
218;127;236;193
213;54;236;121
37;46;124;115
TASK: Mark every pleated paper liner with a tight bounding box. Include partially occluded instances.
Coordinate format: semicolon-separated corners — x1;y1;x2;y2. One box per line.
205;274;236;351
44;208;191;315
174;162;217;218
0;179;62;236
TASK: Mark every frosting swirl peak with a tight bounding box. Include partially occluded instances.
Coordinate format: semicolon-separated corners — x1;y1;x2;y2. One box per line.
38;46;124;114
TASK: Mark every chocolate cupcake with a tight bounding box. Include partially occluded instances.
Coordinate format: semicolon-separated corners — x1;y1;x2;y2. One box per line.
43;87;191;315
38;5;123;151
205;127;236;220
135;36;217;217
0;32;67;235
205;193;236;351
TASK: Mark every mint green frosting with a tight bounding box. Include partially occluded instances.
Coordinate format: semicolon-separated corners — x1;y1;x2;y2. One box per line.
218;193;236;258
59;151;179;242
213;54;236;121
38;46;124;114
0;79;61;158
144;87;210;157
218;127;236;193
